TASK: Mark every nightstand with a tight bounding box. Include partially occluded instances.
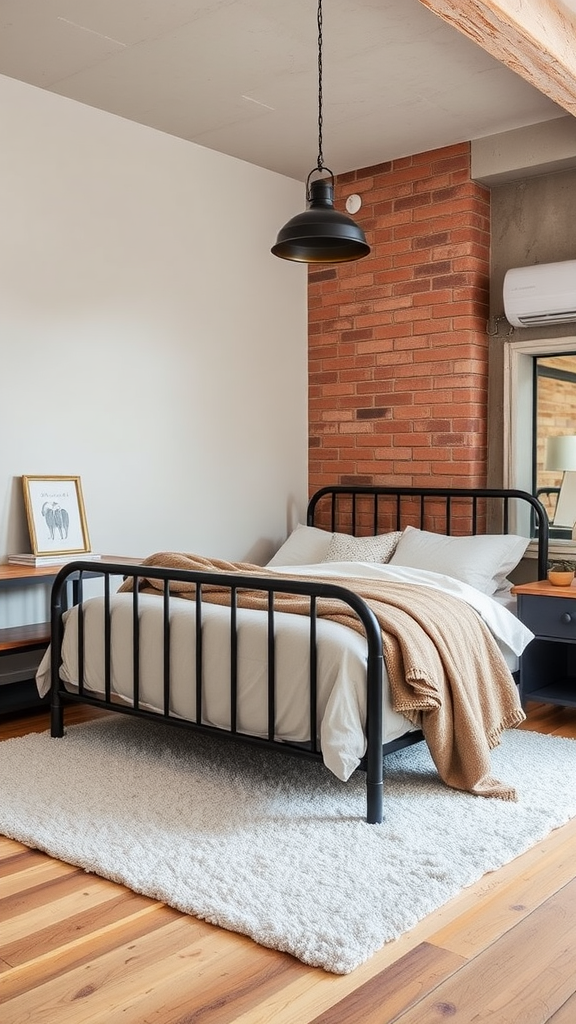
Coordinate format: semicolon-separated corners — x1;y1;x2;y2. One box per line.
511;580;576;710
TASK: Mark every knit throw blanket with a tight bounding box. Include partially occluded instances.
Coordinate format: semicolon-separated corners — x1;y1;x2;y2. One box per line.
118;552;527;801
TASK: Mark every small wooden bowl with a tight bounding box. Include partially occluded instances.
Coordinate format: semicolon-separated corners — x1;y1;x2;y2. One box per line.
547;570;575;587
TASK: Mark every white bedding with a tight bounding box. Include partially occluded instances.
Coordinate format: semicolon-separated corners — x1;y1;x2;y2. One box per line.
36;561;533;783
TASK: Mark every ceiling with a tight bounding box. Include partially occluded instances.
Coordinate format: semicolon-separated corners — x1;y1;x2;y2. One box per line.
0;0;568;181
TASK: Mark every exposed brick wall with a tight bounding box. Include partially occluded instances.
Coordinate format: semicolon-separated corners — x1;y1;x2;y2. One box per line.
308;142;490;497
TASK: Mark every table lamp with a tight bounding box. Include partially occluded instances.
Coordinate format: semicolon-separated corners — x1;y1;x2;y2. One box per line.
545;434;576;527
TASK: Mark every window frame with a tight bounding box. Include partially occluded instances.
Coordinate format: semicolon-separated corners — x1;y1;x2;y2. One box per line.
503;334;576;548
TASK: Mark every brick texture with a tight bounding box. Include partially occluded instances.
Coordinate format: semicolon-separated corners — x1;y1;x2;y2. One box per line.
308;142;490;495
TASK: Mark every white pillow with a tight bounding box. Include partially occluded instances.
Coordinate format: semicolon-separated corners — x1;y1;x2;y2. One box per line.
322;531;402;564
389;526;529;595
267;524;333;566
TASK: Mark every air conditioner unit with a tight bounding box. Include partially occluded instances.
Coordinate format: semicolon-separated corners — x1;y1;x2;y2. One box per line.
503;260;576;328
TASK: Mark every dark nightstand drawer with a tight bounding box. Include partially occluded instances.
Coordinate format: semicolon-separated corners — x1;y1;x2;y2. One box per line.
519;595;576;640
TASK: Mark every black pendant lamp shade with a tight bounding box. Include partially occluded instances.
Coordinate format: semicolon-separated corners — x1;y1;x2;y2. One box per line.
271;175;370;263
271;0;370;265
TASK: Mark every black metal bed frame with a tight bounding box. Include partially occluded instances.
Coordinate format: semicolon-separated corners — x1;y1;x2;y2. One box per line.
307;486;549;580
48;485;549;824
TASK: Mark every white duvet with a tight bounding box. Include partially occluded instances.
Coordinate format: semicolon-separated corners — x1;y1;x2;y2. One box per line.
36;561;533;782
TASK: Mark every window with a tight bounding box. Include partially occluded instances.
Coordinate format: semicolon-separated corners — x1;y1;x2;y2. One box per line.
504;337;576;540
534;354;576;532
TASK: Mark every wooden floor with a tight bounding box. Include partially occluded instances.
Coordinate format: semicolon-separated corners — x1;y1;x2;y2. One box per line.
1;703;575;1023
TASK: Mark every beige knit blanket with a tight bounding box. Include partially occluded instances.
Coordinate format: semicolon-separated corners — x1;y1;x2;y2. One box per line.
118;552;526;800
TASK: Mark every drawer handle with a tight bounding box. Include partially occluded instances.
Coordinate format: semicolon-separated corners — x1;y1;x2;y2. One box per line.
560;612;573;624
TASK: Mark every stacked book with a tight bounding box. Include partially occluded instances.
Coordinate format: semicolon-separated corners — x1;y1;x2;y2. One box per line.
7;553;101;567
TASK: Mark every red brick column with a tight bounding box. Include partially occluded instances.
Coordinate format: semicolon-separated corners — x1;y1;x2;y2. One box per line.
308;142;490;496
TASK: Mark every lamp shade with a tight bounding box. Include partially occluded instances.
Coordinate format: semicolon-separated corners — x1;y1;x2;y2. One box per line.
271;179;370;264
545;434;576;471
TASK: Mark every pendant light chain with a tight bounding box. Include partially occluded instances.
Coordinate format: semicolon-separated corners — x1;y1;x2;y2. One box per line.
271;0;370;262
316;0;324;172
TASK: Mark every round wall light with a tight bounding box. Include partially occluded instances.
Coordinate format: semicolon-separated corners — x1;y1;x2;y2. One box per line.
345;194;362;215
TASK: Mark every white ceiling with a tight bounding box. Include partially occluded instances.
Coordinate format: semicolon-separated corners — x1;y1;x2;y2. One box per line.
0;0;567;181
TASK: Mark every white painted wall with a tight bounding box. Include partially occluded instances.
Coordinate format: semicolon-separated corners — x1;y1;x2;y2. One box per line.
0;75;308;571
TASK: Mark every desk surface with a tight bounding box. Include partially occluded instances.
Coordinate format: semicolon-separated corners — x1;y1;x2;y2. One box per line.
0;556;143;583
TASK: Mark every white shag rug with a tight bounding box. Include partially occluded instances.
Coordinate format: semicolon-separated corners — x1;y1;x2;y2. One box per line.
2;717;576;974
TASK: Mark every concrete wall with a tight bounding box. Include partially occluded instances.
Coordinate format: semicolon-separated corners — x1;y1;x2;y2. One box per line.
486;167;576;486
472;118;576;488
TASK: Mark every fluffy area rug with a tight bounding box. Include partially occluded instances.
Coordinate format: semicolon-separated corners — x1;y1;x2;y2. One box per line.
1;717;576;974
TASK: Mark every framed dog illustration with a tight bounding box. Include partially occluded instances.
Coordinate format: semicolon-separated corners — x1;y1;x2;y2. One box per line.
22;475;91;556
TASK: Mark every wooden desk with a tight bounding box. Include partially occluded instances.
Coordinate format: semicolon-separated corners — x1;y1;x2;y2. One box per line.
0;556;142;711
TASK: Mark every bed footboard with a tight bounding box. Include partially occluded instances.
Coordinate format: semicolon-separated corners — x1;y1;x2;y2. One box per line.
49;561;390;824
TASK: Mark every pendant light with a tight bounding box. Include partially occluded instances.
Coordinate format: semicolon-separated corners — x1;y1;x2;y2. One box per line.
271;0;370;264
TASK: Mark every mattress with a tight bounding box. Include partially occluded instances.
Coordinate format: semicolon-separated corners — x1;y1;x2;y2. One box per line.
36;560;533;782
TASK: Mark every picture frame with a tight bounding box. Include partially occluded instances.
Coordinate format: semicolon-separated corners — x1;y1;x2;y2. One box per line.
22;475;91;556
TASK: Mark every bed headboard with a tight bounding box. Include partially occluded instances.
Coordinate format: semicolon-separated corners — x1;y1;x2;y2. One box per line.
307;485;549;582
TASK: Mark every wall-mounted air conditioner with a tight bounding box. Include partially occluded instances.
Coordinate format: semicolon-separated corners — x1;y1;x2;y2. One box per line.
503;260;576;328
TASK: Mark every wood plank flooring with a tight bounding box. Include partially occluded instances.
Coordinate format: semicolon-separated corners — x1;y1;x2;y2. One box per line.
0;702;575;1023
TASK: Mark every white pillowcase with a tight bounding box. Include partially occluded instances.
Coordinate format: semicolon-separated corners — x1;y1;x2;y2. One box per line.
267;524;333;566
267;524;403;568
322;531;402;564
389;526;529;596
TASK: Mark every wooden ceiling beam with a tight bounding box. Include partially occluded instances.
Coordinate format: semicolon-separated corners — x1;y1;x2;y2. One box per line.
418;0;576;115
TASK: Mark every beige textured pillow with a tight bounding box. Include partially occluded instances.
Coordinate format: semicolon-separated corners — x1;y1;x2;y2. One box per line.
322;531;403;564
